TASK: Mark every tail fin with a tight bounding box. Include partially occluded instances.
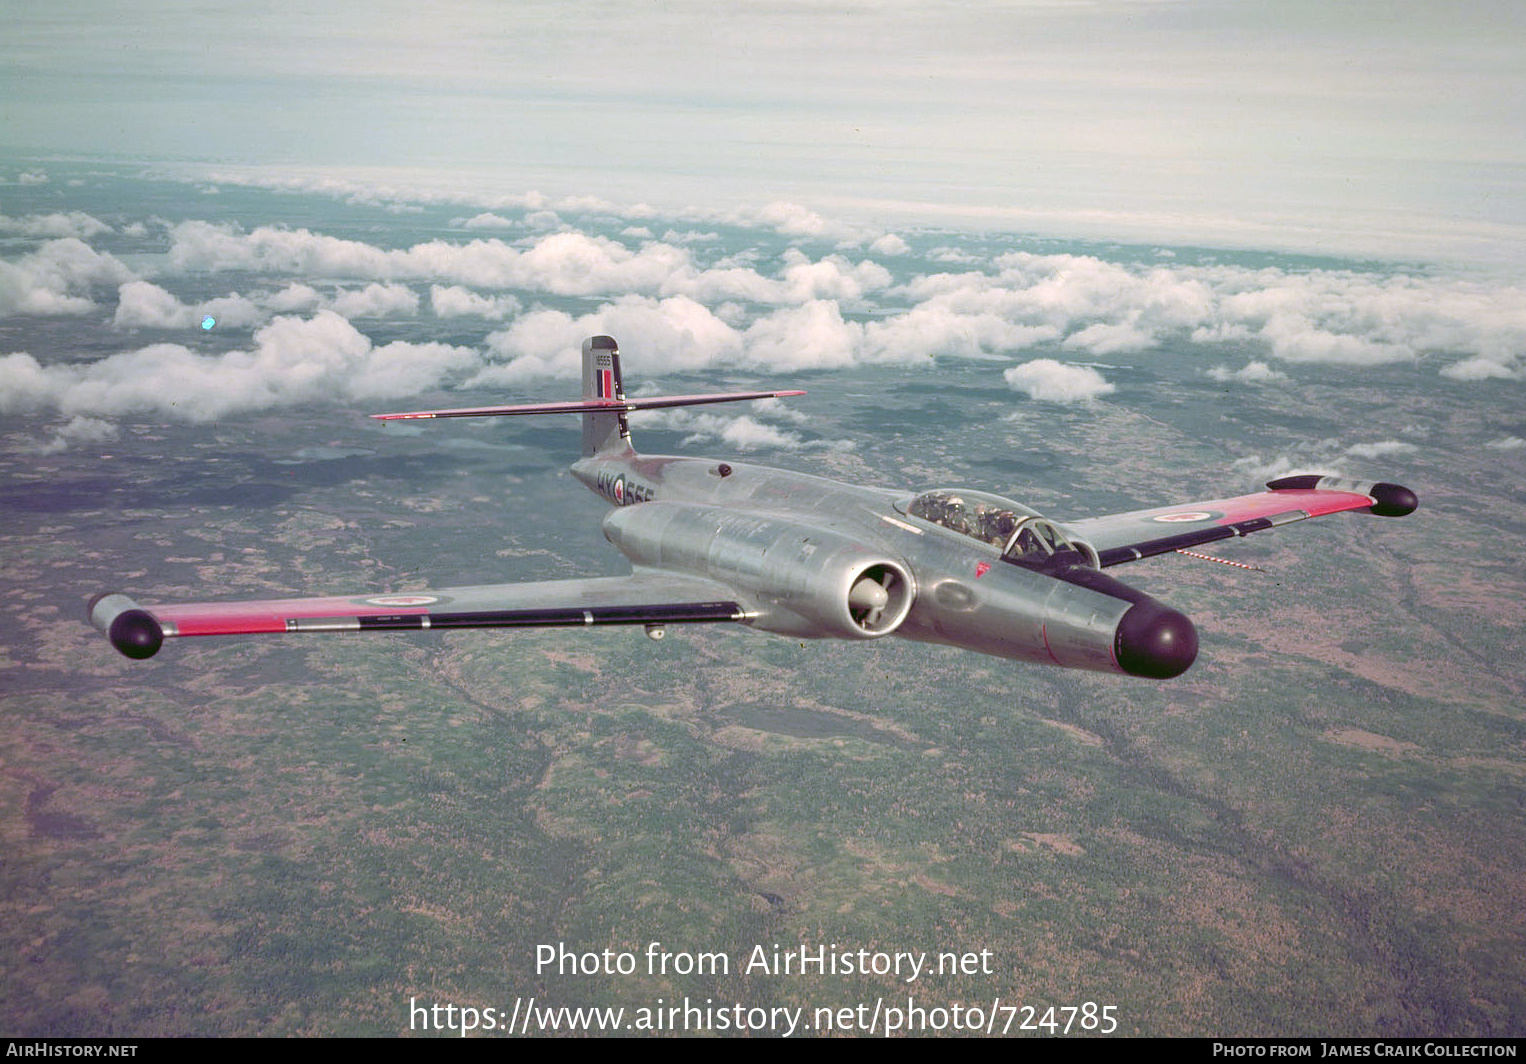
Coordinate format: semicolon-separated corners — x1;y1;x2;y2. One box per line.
371;336;805;457
580;335;631;457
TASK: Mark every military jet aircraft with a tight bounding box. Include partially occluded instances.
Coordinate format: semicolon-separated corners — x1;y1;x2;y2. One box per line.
90;336;1417;678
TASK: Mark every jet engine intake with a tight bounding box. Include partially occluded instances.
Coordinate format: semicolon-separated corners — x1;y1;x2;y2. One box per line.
840;560;914;636
602;503;915;639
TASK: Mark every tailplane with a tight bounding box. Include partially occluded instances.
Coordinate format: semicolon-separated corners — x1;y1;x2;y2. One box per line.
371;335;804;458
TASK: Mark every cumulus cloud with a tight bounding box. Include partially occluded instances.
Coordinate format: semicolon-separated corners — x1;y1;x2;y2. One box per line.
1259;315;1414;365
265;282;323;312
429;285;522;320
740;300;863;371
1207;360;1286;382
632;406;849;453
165;221;691;297
454;212;519;230
0;352;56;413
1004;359;1115;403
703;200;884;246
1232;435;1417;483
888;251;1526;375
7;311;478;421
1062;316;1157;355
0;239;137;316
635;409;804;451
1344;440;1417;460
471;291;973;385
523;210;563;230
1231;452;1343;483
325;282;419;318
748;396;813;425
110;280;411;329
0;211;112;239
1440;355;1519;381
775;250;891;303
475;295;743;384
112;281;264;329
28;415;118;455
661;230;720;245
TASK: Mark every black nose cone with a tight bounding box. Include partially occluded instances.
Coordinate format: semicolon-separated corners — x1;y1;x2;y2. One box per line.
1116;601;1198;678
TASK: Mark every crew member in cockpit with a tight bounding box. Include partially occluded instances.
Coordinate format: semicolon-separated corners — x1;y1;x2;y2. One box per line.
982;508;1019;548
1011;525;1045;559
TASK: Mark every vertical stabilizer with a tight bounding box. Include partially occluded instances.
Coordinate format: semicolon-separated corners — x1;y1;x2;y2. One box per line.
581;335;632;457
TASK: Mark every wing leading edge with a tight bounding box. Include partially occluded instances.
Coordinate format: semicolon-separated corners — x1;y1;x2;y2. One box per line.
1064;475;1419;568
90;573;754;659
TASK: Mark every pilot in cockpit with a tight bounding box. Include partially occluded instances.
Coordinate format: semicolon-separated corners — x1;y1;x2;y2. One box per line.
978;506;1019;548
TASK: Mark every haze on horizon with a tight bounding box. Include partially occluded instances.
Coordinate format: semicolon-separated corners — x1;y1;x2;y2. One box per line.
4;0;1524;266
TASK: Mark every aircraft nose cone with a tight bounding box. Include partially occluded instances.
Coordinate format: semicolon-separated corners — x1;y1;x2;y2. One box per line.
1115;600;1198;678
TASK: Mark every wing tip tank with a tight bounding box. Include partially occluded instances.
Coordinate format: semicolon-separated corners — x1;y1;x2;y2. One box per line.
89;592;164;659
1266;475;1418;518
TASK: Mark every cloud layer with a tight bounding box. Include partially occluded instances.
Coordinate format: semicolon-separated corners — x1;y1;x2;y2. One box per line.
4;177;1524;453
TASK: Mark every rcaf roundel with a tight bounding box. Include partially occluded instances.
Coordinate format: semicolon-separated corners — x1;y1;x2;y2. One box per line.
1150;511;1220;523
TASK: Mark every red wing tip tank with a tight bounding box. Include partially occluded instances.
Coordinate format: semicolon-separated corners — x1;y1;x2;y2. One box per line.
89;335;1416;679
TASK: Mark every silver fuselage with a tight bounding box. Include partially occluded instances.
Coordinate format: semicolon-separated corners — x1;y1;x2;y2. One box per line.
572;450;1175;675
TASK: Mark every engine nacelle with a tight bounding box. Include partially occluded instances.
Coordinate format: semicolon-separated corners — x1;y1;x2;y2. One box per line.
602;503;915;639
903;560;1197;678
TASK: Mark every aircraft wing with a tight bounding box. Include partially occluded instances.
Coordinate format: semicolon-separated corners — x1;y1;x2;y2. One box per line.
1062;475;1418;568
89;572;754;659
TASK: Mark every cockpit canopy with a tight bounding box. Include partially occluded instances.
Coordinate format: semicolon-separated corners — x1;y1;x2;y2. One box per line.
901;489;1096;568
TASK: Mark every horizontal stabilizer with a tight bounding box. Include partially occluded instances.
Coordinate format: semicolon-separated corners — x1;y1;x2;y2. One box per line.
372;390;805;421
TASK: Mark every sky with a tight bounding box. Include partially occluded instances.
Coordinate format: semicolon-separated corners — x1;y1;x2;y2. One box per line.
3;0;1524;265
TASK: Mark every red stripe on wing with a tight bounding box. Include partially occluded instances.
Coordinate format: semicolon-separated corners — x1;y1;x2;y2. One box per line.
152;598;428;636
1210;488;1375;524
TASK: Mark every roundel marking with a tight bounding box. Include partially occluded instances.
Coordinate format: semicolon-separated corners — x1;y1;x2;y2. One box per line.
360;594;440;607
1151;511;1218;523
612;474;626;504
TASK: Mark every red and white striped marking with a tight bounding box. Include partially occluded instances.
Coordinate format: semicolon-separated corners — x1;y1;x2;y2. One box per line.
1174;549;1265;572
